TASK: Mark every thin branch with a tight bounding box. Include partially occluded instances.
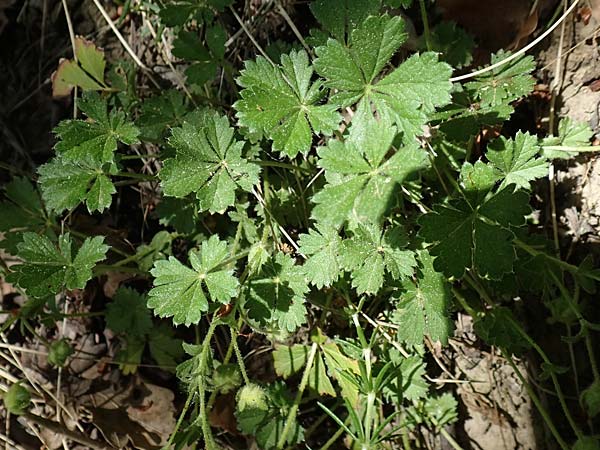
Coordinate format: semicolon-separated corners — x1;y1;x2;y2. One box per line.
450;0;580;82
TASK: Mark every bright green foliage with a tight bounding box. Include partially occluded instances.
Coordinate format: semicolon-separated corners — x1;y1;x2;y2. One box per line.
148;235;239;326
48;339;74;367
237;383;269;411
9;4;594;448
392;250;454;345
273;338;361;403
459;160;501;197
244;253;309;335
312;118;429;227
423;393;458;430
234;49;340;157
486;131;548;190
106;287;153;336
273;345;336;396
10;233;108;298
428;22;474;68
314;15;452;138
37;154;117;213
321;342;361;406
2;383;30;416
340;222;416;295
397;355;428;401
419;187;531;279
0;178;52;254
160;112;260;214
38;94;135;213
310;0;380;42
298;224;342;288
236;382;304;450
542;117;594;159
314;14;406;105
53;93;139;164
466;50;535;107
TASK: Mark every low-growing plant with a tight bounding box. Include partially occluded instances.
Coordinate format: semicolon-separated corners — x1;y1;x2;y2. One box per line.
1;0;599;449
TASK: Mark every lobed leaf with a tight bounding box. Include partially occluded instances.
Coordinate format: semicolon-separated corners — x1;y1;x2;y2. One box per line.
11;233;108;298
148;235;239;326
235;49;340;157
160;111;260;214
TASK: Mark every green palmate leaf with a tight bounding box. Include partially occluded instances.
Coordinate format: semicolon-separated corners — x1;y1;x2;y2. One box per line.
106;287;153;336
37;154;117;214
312;117;429;227
419;187;531;279
542;117;594;159
136;90;189;142
0;178;53;254
466;50;535;107
428;22;474;69
11;233;108;298
52;37;106;96
160;112;260;214
244;253;309;335
53;93;139;164
460;160;501;198
340;222;416;295
314;14;452;139
392;250;454;345
273;345;336;396
148;235;239;326
382;350;428;402
310;0;380;42
298;224;342;288
486;131;548;190
234;49;340;157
